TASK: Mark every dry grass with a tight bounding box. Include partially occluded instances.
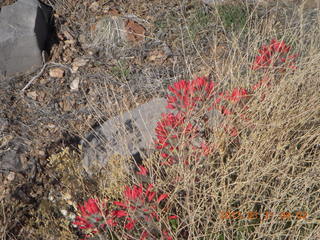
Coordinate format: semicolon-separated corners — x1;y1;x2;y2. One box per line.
1;0;320;239
148;71;320;239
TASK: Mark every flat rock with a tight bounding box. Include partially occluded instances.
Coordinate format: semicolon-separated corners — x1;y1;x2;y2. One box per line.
0;0;51;79
0;137;27;172
81;98;170;174
81;97;224;174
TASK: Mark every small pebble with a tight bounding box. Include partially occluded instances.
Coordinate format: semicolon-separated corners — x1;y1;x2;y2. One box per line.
70;77;80;91
49;68;65;78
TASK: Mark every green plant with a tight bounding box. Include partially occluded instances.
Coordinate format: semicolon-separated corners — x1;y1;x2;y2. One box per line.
110;60;130;80
217;4;248;31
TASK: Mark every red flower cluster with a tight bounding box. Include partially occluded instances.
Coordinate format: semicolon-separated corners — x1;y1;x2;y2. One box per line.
155;39;298;165
155;76;251;165
112;183;176;239
166;77;249;117
73;198;110;238
73;168;176;240
222;88;249;104
252;39;297;71
167;77;216;112
155;112;198;165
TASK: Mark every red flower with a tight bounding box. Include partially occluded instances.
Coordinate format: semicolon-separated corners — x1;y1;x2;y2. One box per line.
108;184;174;239
112;210;128;217
73;216;95;230
166;77;216;112
200;142;215;156
74;192;175;240
219;105;232;116
167;80;191;110
161;76;255;157
189;76;215;97
113;201;128;208
140;230;149;240
157;193;169;203
73;198;112;238
117;184;168;207
112;184;169;222
270;39;290;53
252;39;296;71
253;55;272;70
123;184;144;203
154;112;198;165
78;198;102;217
155;113;185;149
137;165;148;176
124;218;136;230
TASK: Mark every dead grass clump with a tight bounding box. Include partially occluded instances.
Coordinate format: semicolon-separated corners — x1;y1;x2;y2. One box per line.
90;16;127;53
92;154;130;200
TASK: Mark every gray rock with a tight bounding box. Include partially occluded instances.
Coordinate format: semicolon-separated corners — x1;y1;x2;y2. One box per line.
81;97;224;174
0;137;27;172
0;0;51;79
81;98;171;174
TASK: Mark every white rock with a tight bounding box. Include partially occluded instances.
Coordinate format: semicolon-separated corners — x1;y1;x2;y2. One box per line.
60;209;68;217
70;77;80;91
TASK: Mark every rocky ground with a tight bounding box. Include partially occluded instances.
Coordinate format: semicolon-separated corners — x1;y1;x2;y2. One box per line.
0;0;319;239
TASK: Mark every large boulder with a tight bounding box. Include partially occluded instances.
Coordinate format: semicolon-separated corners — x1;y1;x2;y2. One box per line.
0;0;51;79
